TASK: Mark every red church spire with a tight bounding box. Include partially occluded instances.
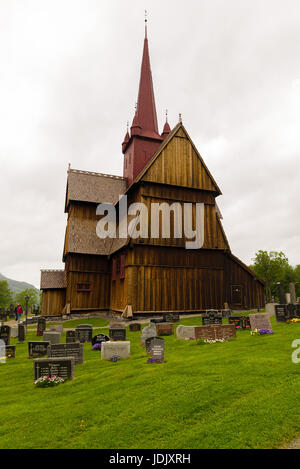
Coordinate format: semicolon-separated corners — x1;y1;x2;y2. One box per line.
122;17;164;186
134;21;160;139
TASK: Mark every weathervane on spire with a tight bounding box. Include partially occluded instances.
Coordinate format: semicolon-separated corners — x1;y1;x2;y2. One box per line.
179;113;182;123
166;109;168;122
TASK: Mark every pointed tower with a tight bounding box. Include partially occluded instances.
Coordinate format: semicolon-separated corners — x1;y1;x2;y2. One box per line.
122;21;164;186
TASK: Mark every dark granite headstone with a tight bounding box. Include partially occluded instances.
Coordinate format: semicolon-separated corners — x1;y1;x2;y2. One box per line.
28;341;50;358
277;282;286;305
275;305;289;322
18;323;26;343
109;328;126;341
47;343;84;364
0;311;7;322
34;357;75;381
202;310;222;326
228;316;250;329
66;330;78;343
145;336;155;354
150;337;165;363
129;323;141;332
5;345;16;358
75;327;93;343
221;309;231;318
0;326;10;345
37;317;46;336
92;333;110;346
163;313;180;323
150;318;164;324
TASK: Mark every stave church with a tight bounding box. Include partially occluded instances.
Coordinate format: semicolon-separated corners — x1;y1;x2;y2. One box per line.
40;23;265;317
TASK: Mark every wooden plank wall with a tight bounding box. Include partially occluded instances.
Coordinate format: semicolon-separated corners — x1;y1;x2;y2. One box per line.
41;289;66;316
65;253;110;310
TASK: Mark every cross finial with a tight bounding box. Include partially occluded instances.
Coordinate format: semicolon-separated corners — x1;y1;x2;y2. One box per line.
179;113;182;123
145;10;148;38
165;109;168;122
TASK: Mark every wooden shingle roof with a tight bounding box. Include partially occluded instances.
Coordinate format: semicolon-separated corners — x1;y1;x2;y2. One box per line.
40;270;66;290
65;169;127;211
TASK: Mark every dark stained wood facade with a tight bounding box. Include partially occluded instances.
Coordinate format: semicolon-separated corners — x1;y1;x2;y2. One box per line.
41;124;265;316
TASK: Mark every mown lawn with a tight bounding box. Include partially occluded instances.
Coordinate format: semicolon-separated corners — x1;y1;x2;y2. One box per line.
0;316;300;449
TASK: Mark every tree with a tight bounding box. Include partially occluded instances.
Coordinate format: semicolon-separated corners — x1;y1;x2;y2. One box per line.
250;250;290;303
15;288;38;309
0;280;13;308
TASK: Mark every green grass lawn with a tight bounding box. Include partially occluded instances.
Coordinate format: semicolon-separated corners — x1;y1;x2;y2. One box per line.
0;316;300;449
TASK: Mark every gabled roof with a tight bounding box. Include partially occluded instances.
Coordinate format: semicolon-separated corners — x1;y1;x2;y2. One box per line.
40;270;66;290
65;169;127;212
125;122;222;195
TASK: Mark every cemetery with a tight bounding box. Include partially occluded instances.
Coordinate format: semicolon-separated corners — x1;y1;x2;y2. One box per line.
0;310;300;449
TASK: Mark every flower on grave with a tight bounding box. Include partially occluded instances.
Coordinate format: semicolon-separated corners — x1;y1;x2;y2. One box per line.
236;326;242;329
34;376;64;388
92;343;102;351
250;328;259;336
147;357;161;363
259;328;273;335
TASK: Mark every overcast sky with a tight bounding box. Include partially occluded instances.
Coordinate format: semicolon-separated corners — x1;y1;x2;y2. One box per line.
0;0;300;288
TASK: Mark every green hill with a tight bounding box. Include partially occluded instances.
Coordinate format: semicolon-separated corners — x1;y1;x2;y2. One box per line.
0;273;39;298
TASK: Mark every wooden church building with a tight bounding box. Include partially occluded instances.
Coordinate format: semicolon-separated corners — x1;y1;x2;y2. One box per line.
40;25;265;317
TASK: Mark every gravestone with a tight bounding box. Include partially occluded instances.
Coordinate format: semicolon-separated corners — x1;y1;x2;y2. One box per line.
5;345;16;358
75;327;93;343
9;305;15;319
156;322;174;336
92;333;110;346
202;310;222;326
277;282;286;305
129;323;141;332
290;283;297;305
228;316;250;329
109;322;124;329
249;313;272;331
10;326;18;338
101;341;130;360
28;341;50;358
287;304;297;318
66;330;78;343
221;309;231;318
0;326;10;345
37;317;46;336
0;311;7;322
176;325;196;340
195;324;236;341
18;324;26;343
141;323;157;346
145;336;155;354
150;337;165;363
43;331;61;344
50;324;63;333
296;304;300;318
47;343;84;365
275;304;289;322
163;313;180;323
34;357;75;381
109;328;126;341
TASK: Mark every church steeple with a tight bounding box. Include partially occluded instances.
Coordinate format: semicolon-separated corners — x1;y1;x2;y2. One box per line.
122;19;164;186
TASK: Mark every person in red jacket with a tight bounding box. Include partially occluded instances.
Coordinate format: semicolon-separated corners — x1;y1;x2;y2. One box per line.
17;304;23;321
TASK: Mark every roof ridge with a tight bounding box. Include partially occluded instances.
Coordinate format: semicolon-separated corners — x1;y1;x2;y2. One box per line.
68;168;126;181
40;269;65;273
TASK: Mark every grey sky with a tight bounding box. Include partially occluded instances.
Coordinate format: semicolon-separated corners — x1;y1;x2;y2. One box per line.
0;0;299;288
